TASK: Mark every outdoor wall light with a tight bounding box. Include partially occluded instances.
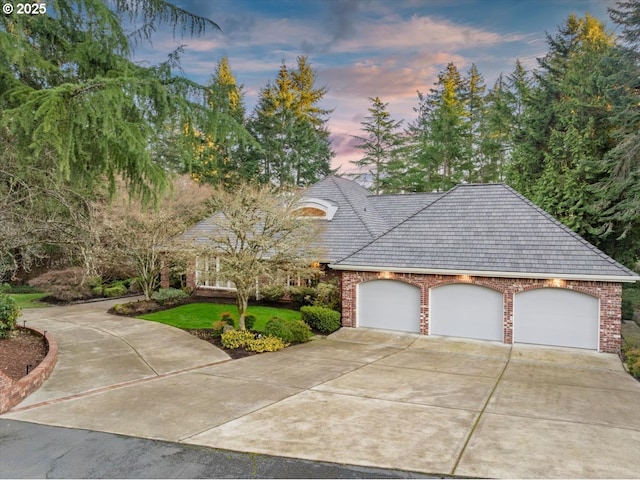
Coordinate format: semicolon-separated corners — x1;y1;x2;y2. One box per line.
550;278;565;287
380;271;394;279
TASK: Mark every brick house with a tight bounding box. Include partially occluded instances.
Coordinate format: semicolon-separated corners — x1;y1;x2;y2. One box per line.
179;175;639;353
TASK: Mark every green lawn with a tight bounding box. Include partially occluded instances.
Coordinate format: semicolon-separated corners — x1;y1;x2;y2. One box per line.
8;293;51;309
137;303;301;332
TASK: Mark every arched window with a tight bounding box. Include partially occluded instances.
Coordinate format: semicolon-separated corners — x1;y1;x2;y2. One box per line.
294;197;338;220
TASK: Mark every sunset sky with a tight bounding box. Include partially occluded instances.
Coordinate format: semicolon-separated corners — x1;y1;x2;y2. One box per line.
136;0;617;173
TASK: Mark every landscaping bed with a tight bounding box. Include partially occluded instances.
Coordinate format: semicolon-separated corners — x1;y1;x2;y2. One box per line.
0;328;47;381
185;328;258;360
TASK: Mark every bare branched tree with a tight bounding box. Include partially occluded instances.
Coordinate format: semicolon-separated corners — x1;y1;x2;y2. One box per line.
192;183;320;329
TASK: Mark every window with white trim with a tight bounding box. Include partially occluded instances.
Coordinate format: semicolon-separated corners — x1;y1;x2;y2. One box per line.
195;256;235;290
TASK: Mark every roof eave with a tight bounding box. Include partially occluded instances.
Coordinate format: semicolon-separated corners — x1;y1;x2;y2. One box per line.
327;264;640;283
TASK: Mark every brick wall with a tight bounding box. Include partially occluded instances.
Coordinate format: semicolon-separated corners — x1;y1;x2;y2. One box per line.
0;327;58;414
341;270;622;353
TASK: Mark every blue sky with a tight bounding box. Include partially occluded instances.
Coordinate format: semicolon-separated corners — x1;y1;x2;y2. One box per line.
137;0;616;172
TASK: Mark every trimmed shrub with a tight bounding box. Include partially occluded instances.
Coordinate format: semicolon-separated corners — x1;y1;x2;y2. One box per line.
103;284;127;298
289;286;317;308
221;329;255;349
91;285;104;296
28;267;92;302
211;320;231;338
0;293;21;339
245;314;257;330
151;288;188;305
625;348;640;378
260;285;286;303
246;335;287;353
219;311;235;326
300;306;341;334
264;317;312;343
110;300;161;316
313;281;341;310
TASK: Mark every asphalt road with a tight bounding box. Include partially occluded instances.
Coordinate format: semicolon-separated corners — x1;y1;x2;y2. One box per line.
0;419;431;479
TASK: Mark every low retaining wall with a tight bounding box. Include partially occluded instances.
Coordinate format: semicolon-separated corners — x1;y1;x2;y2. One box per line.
0;327;58;414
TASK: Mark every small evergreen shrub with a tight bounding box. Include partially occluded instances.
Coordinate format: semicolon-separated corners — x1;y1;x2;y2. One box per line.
219;311;235;326
151;288;188;305
91;285;104;296
221;329;255;349
260;285;286;303
211;320;231;338
300;306;341;333
244;314;257;330
313;281;340;310
0;293;21;339
625;348;640;378
103;284;127;298
289;286;317;308
246;335;287;352
264;317;312;343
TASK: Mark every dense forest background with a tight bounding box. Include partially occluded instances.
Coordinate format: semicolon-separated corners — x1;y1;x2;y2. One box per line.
1;0;638;280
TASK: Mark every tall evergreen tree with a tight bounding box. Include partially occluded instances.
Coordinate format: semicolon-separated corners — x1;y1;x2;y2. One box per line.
481;74;512;182
189;56;255;186
507;13;638;264
593;1;640;266
0;0;219;200
351;97;404;194
404;63;471;191
248;57;333;187
0;0;221;277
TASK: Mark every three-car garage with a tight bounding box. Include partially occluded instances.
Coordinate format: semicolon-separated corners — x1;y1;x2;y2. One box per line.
355;279;601;351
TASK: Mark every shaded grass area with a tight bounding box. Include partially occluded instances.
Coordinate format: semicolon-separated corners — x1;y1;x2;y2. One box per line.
137;303;301;332
8;293;51;309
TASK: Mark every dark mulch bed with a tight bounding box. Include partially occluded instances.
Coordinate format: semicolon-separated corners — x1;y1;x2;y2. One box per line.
185;329;258;360
0;329;48;381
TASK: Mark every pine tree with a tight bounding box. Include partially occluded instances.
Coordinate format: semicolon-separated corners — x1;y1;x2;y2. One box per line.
351;97;404;194
0;0;221;276
189;56;255;187
0;0;219;201
405;63;470;191
507;13;638;264
248;57;333;187
593;1;640;266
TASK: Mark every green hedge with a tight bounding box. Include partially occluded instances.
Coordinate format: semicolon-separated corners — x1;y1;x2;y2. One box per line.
300;306;341;334
151;288;188;305
263;317;312;343
0;294;21;339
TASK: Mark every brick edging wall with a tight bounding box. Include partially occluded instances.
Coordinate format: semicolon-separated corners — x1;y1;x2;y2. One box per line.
0;327;58;414
341;271;622;353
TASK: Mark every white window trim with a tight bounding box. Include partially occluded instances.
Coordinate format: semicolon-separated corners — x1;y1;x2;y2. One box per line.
195;256;236;290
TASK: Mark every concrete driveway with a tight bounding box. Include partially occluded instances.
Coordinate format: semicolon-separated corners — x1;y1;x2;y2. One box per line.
2;300;640;478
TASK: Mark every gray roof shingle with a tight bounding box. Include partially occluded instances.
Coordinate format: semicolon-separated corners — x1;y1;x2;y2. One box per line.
333;183;637;280
303;176;390;262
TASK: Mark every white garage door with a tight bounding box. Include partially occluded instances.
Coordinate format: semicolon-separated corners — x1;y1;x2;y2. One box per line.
430;284;504;342
514;288;599;350
357;280;420;333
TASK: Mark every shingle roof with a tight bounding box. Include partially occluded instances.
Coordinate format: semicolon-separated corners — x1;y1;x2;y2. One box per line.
332;183;638;280
303;176;390;262
368;192;443;227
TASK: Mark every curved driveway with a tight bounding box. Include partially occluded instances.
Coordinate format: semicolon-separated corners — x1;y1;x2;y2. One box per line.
2;299;640;478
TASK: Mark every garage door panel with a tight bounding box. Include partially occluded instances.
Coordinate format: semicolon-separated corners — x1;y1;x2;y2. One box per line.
430;284;503;342
357;280;420;333
514;288;599;350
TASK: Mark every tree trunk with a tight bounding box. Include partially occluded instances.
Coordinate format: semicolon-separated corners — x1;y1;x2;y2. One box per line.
237;289;249;330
